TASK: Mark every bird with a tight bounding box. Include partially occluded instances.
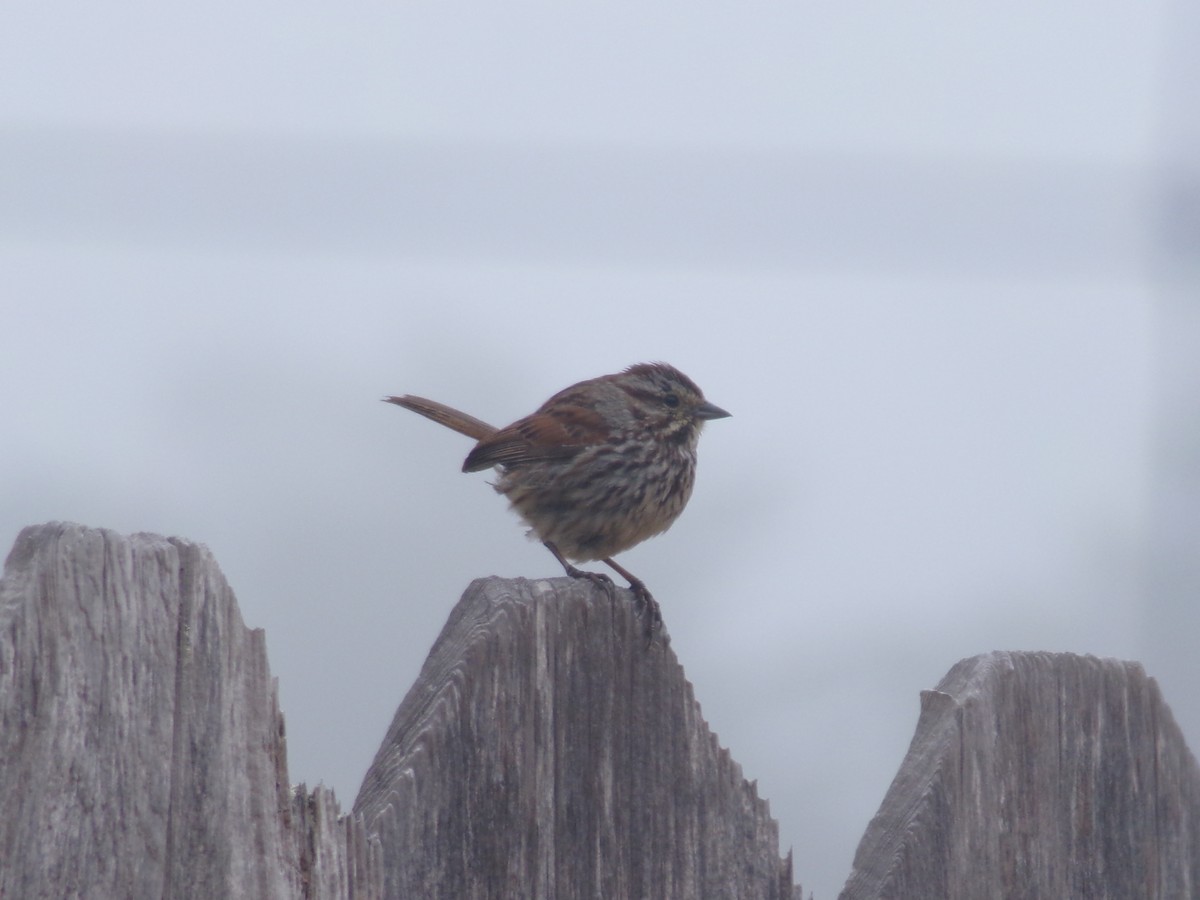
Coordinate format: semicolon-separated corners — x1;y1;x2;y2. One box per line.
384;362;729;644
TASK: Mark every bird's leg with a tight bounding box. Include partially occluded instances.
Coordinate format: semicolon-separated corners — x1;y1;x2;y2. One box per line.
542;542;662;647
600;557;663;648
543;541;615;592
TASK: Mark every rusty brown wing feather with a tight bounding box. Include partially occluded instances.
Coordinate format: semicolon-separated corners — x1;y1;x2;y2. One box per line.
462;404;608;472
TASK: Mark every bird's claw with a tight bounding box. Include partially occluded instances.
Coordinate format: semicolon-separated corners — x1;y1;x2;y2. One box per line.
563;566;662;648
564;565;615;594
629;583;663;648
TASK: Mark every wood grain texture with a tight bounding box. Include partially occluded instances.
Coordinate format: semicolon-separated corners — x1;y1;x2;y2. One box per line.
12;522;1198;899
0;523;379;900
353;576;798;900
840;651;1200;900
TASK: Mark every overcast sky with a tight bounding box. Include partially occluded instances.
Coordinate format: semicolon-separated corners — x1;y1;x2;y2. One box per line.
2;5;1195;897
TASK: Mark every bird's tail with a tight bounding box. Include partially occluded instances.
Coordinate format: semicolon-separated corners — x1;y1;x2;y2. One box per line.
383;395;498;440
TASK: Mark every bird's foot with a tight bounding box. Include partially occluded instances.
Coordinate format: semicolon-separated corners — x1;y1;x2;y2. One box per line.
547;542;663;649
626;579;663;649
563;563;616;595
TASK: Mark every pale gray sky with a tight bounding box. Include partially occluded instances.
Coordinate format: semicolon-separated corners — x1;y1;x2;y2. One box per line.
2;5;1191;897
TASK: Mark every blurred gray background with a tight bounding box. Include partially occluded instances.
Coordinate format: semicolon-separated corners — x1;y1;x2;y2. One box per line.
3;5;1197;897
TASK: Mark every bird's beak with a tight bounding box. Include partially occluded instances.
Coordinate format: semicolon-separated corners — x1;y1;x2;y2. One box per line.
694;401;731;421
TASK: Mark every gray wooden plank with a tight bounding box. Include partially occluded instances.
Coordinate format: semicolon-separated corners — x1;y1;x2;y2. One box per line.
353;576;797;900
292;784;383;900
0;523;377;900
840;651;1200;900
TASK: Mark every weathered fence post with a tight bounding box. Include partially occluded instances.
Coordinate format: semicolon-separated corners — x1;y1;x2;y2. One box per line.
353;575;796;899
840;651;1200;899
0;523;381;900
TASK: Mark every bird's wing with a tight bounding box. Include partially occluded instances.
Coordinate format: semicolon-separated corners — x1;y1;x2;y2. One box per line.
462;405;606;472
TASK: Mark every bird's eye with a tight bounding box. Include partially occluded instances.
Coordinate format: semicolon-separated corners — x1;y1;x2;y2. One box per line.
663;393;680;408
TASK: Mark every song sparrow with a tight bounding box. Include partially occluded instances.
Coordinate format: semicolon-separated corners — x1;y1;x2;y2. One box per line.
384;362;730;644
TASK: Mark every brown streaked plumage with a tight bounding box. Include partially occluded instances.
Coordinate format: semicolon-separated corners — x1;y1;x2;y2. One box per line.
384;362;729;644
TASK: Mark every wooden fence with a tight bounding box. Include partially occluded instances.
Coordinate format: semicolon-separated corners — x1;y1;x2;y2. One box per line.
2;523;1197;898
